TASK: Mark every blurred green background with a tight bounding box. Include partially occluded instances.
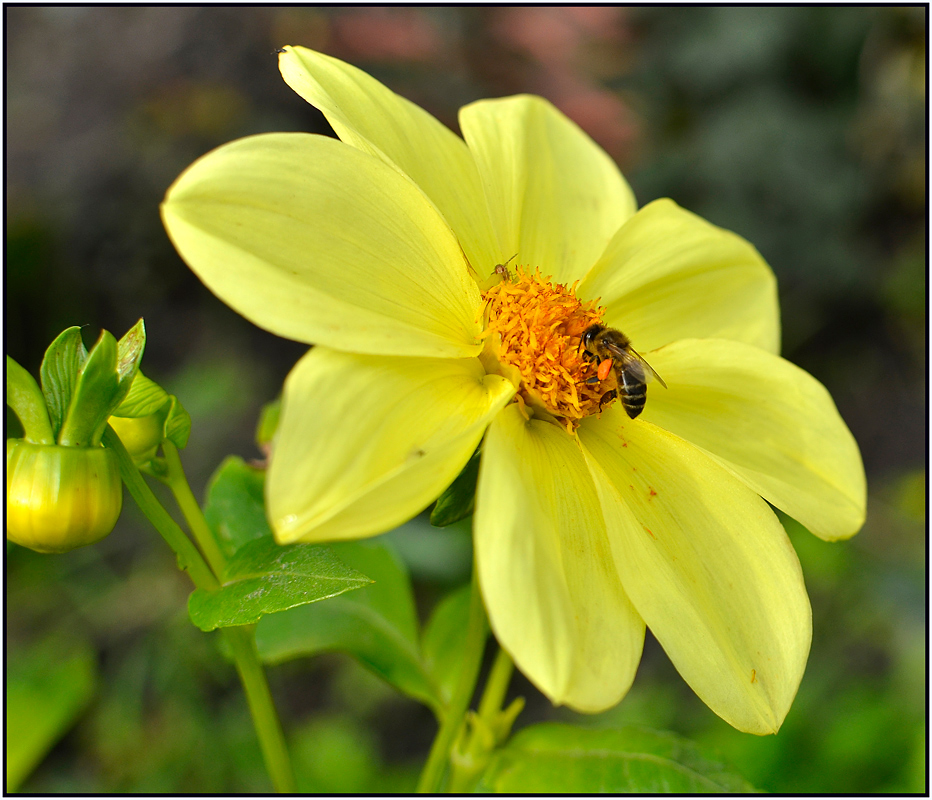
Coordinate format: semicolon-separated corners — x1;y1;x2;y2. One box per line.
6;6;925;794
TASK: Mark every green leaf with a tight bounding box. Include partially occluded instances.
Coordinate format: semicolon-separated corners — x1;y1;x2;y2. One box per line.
6;634;97;792
58;329;120;446
204;463;460;715
431;446;481;527
5;355;54;444
255;539;444;715
202;456;272;561
477;723;758;794
188;537;371;631
421;584;473;708
113;370;191;450
39;326;87;438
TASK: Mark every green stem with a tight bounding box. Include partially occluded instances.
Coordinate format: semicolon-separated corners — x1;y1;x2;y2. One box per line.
417;566;488;794
162;440;228;578
224;625;298;793
107;427;296;793
445;645;515;794
476;644;514;723
102;426;217;591
156;439;297;794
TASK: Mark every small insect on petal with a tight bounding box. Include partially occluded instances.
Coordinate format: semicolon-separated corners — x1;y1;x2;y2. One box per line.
494;254;518;281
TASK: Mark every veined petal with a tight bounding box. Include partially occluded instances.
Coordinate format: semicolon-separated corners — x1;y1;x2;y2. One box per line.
580;410;811;735
578;199;780;354
460;95;637;286
162;133;482;358
642;339;866;541
278;46;500;279
268;348;514;544
475;405;645;712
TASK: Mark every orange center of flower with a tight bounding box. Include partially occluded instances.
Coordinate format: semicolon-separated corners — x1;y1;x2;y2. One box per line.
481;266;616;432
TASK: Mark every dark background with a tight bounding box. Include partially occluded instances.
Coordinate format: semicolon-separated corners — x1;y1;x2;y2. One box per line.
6;6;926;793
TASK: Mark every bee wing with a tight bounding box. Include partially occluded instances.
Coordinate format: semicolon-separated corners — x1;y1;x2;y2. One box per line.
618;348;667;388
600;337;633;362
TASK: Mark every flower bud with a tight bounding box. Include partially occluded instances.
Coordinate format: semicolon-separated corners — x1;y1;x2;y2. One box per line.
6;439;122;553
108;413;164;464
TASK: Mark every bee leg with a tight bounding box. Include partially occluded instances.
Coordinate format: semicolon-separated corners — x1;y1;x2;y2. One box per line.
598;389;617;411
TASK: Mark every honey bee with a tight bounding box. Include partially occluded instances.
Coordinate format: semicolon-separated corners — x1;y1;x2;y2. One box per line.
579;324;667;418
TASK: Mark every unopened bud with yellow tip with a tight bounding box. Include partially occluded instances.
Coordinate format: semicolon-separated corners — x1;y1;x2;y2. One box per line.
108;370;191;475
6;321;146;554
108;412;164;464
6;440;123;553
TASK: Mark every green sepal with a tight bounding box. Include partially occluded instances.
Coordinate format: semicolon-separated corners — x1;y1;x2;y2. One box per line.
6;356;54;444
116;318;146;385
491;696;525;748
56;321;146;447
187;537;372;631
57;331;120;446
39;327;87;438
475;723;757;794
451;697;525;792
57;330;117;446
112;369;191;451
430;446;481;527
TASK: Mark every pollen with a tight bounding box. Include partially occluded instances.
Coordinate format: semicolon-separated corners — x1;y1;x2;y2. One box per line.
481;266;615;432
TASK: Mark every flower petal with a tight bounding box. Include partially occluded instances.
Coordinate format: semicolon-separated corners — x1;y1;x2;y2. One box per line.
641;339;866;541
460;95;637;285
267;348;514;544
475;405;645;712
278;46;500;278
579;411;811;734
162;133;482;358
578;199;780;354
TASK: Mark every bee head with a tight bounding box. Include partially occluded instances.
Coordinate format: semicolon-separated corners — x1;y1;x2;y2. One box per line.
580;324;605;351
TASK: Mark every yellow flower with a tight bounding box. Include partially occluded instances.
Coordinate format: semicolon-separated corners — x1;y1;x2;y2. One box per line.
161;46;866;734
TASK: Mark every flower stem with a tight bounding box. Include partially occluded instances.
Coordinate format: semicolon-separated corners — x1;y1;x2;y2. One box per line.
224;625;298;794
416;566;488;794
158;441;297;793
445;644;515;794
104;426;297;793
162;440;227;578
476;644;514;722
102;426;217;591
